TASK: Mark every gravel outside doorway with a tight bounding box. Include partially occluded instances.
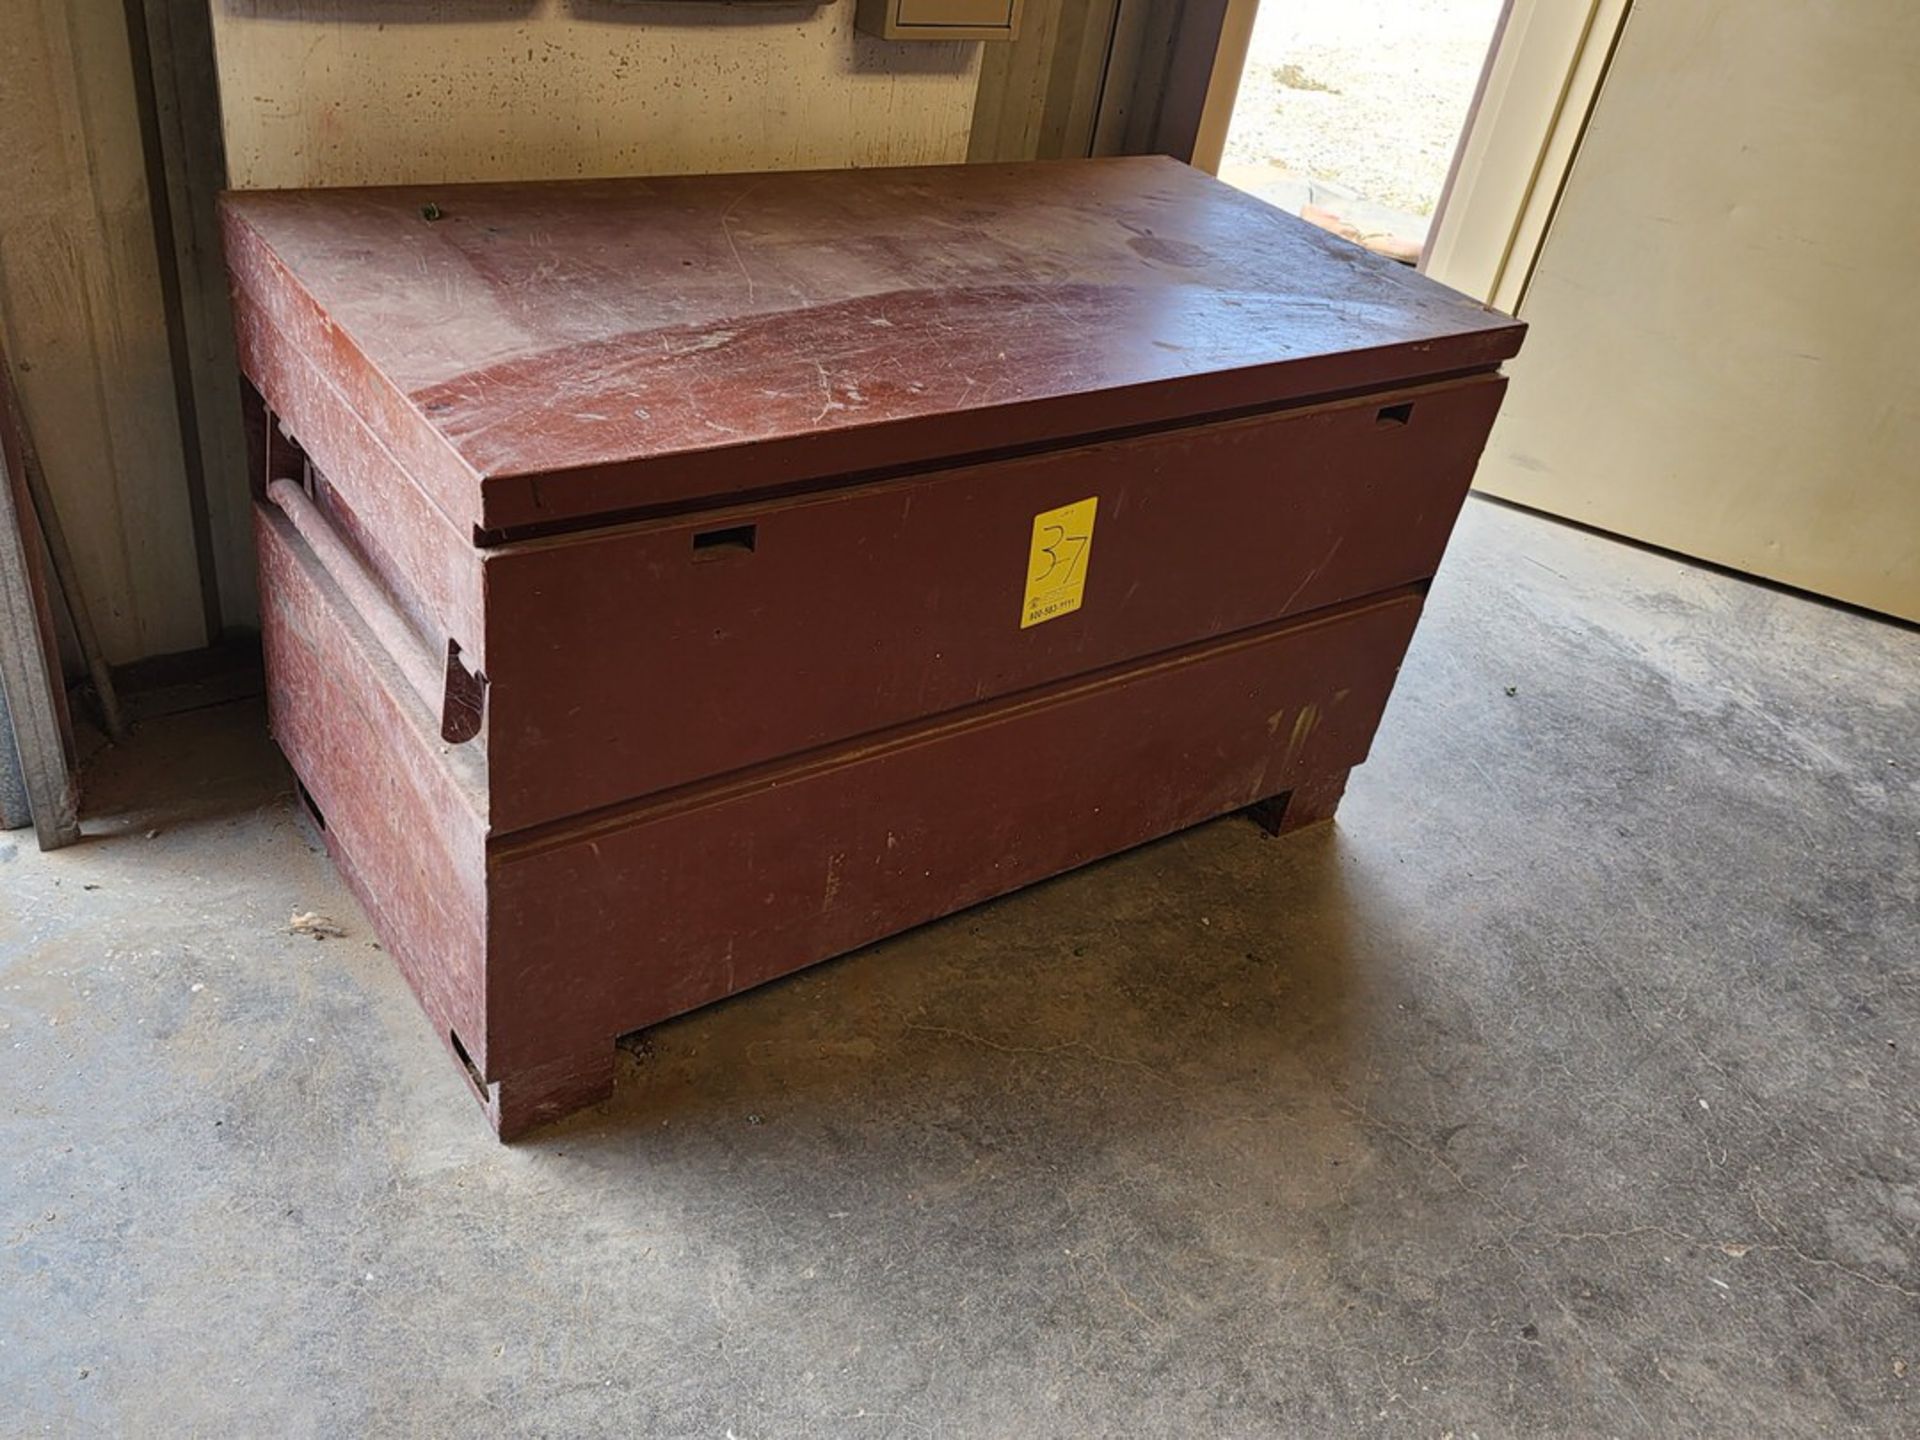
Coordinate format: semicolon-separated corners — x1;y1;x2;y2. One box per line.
1219;0;1505;258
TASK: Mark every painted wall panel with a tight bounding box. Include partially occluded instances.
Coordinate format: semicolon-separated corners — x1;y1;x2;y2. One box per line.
211;1;983;191
0;0;209;663
1477;2;1920;620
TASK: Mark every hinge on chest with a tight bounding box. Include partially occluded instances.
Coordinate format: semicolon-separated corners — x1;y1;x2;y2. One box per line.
442;639;487;745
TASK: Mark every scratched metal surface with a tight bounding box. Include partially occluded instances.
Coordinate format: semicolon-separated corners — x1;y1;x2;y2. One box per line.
221;156;1524;532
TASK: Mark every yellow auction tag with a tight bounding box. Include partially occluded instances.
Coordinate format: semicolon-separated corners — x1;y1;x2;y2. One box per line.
1021;496;1098;629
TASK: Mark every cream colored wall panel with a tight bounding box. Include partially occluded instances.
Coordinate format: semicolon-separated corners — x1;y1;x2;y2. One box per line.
212;1;983;192
968;0;1117;163
1478;2;1920;621
0;0;208;662
1423;0;1629;310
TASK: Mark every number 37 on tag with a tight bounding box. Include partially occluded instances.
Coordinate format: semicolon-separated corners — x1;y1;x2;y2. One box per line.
1021;496;1099;629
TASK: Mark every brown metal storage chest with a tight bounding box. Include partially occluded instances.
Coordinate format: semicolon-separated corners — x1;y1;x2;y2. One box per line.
222;157;1525;1137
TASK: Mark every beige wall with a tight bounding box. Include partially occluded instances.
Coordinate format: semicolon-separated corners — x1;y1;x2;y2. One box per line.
212;0;983;191
1475;2;1920;621
0;0;211;664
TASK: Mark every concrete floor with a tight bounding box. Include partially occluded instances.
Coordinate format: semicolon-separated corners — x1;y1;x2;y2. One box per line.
3;498;1916;1437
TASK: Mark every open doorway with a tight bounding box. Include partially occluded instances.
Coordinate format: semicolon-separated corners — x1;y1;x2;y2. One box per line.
1215;0;1506;263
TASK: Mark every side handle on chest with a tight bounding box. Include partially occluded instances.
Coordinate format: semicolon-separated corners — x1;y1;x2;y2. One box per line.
266;478;489;746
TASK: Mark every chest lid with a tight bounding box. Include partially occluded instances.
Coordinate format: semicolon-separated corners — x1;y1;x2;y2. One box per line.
222;157;1523;538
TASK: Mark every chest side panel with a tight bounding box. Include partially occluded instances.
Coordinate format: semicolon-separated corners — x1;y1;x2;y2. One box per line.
226;209;486;536
234;302;488;670
255;503;491;1069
